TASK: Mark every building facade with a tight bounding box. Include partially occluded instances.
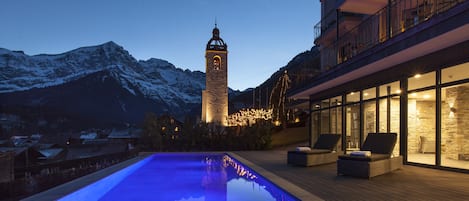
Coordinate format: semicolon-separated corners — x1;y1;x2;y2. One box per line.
202;25;229;125
290;0;469;172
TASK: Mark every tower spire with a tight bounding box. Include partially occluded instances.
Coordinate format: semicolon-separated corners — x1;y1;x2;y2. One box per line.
215;17;217;28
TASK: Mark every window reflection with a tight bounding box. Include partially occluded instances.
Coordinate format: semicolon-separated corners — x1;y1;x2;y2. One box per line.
346;104;360;150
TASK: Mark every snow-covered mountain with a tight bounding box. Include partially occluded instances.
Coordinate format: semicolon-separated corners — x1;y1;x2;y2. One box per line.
0;41;213;124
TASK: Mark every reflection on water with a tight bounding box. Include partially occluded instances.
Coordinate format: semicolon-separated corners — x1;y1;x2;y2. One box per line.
202;156;227;201
223;155;257;180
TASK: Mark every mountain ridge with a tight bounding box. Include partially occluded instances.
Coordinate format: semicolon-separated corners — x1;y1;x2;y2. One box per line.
0;41;216;125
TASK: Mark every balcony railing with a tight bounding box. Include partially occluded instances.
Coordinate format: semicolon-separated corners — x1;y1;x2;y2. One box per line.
314;9;337;41
317;0;467;70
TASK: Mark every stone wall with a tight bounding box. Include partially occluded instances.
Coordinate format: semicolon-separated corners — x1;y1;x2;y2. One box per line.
408;99;436;154
442;86;469;160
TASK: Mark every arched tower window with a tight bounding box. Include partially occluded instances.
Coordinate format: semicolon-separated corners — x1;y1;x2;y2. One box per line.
213;56;221;70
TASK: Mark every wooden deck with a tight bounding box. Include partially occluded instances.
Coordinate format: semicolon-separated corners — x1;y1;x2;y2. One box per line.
234;150;469;201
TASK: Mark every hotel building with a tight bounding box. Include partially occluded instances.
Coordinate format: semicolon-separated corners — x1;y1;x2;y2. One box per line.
290;0;469;171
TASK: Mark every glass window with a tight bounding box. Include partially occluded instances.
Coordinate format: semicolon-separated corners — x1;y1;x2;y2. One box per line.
379;81;401;97
408;71;435;90
321;99;330;108
346;91;360;103
379;98;388;132
346;103;360;150
407;89;435;165
330;106;343;151
321;109;331;134
330;107;342;134
378;97;400;156
441;83;469;170
390;96;400;156
363;101;376;137
311;102;321;111
311;111;320;147
331;96;342;106
362;87;376;100
442;62;469;84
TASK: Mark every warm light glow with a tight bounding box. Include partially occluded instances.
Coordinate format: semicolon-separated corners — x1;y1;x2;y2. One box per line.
161;126;166;131
449;111;455;118
414;74;421;78
222;155;257;180
423;94;431;99
448;101;454;108
396;89;402;94
363;93;369;96
294;117;300;123
227;108;272;126
174;127;179;132
350;92;355;95
274;120;281;126
411;93;417;97
314;104;320;108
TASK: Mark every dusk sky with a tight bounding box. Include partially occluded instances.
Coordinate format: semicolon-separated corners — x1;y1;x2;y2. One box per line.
0;0;320;91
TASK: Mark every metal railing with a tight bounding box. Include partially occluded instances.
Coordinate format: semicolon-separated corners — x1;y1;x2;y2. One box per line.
314;9;338;41
316;0;467;70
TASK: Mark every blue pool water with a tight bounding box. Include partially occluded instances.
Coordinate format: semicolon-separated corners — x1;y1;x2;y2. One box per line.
59;153;299;201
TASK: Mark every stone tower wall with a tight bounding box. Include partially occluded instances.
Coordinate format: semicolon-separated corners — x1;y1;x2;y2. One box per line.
203;50;228;125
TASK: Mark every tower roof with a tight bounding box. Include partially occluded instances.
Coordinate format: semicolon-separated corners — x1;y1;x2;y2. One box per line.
206;24;227;51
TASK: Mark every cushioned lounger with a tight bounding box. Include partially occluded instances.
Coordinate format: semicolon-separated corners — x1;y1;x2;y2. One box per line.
337;133;403;178
287;134;341;166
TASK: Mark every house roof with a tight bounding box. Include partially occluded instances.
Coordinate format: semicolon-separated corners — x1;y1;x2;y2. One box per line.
38;148;64;159
108;128;142;139
80;132;98;140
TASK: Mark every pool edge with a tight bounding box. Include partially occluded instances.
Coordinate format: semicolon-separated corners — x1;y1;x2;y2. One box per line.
20;153;152;201
227;152;324;201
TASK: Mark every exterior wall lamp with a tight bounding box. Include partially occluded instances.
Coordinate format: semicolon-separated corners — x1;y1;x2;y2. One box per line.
450;107;457;113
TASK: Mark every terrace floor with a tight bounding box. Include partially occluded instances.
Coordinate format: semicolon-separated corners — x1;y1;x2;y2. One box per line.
233;150;469;201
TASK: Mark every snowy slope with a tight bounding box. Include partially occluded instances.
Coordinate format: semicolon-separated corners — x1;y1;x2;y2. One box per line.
0;41;206;109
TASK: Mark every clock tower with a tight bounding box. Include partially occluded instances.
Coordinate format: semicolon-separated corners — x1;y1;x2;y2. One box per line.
201;24;228;125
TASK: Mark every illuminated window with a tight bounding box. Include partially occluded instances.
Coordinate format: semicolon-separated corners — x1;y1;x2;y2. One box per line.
346;91;359;103
442;62;469;84
408;71;435;90
362;87;376;100
379;81;401;97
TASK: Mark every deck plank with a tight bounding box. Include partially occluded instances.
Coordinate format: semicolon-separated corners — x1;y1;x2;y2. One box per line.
234;151;469;201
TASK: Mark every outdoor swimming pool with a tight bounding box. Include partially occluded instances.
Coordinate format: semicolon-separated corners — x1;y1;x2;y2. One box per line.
59;153;300;201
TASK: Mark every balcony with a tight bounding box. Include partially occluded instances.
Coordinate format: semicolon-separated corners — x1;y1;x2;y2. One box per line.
314;11;364;44
316;0;467;70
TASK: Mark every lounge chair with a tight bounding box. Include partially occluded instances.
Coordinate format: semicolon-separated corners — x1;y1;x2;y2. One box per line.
287;134;341;166
419;136;435;153
337;133;403;178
